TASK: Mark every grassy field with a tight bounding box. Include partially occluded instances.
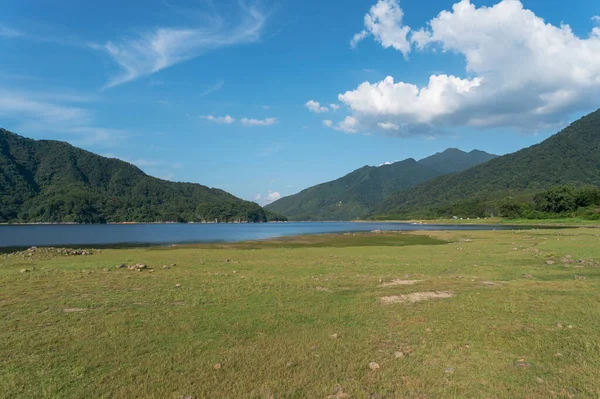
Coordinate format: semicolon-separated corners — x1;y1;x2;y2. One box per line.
2;229;600;398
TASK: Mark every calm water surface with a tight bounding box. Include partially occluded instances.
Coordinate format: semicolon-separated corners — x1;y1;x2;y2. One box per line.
0;222;529;249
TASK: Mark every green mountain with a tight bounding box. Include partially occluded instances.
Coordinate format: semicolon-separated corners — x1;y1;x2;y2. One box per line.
376;109;600;218
266;149;497;221
419;148;498;174
0;128;271;223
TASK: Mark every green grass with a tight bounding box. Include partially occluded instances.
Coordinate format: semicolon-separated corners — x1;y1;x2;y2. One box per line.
2;230;600;398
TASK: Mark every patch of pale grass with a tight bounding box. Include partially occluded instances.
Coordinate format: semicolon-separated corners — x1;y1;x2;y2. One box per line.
380;291;454;304
379;279;421;287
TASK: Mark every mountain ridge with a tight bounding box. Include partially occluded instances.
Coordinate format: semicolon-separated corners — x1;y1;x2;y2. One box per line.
0;128;273;223
266;148;497;220
375;109;600;218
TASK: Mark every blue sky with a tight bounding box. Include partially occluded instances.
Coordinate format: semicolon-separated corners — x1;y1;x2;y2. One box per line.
1;0;599;204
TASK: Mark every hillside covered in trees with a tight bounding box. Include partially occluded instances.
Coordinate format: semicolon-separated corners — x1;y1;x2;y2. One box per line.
0;129;277;223
266;149;496;220
375;109;600;219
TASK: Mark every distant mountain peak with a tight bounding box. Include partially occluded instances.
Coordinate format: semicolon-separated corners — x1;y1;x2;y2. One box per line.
418;148;498;174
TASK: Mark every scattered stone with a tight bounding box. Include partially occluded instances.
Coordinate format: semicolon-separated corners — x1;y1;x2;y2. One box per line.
286;361;296;368
515;359;531;368
175;284;181;288
444;368;455;374
128;264;147;272
380;291;454;304
232;270;238;274
536;377;544;384
523;274;533;279
368;362;380;370
315;286;332;292
554;353;563;357
425;328;432;333
546;260;556;265
574;275;587;280
567;325;573;329
163;265;170;269
327;385;348;399
170;263;177;267
379;279;421;287
213;363;222;369
556;323;563;328
512;248;519;251
183;395;193;399
103;268;109;272
394;351;405;358
225;259;231;263
562;256;574;264
116;264;126;269
330;333;339;339
20;269;29;273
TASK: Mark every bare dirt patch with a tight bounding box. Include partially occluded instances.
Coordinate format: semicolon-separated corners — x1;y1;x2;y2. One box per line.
380;291;454;304
379;279;422;287
63;308;86;313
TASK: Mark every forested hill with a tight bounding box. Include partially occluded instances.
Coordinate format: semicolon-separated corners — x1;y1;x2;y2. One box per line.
265;148;496;221
419;148;497;174
375;109;600;218
0;129;269;223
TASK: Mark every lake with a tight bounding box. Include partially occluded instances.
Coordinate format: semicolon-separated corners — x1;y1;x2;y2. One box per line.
0;222;538;250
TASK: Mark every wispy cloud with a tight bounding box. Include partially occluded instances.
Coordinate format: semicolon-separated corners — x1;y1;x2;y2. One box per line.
0;25;22;38
200;80;224;97
95;2;268;89
241;117;277;126
201;114;236;124
0;89;125;147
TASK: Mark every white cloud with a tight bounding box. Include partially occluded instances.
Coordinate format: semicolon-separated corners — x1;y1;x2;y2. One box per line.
351;0;411;55
337;0;600;135
322;116;361;133
201;115;236;124
241;117;277;126
378;161;393;166
95;3;267;88
350;30;368;48
305;100;329;113
337;116;360;133
255;190;282;205
329;104;340;111
267;191;281;203
0;89;125;146
378;122;399;130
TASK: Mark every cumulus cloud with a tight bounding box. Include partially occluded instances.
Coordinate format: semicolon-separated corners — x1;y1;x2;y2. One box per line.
378;122;399;131
329;104;340;111
267;191;281;202
94;2;267;88
201;115;236;124
323;116;361;133
337;0;600;135
255;190;281;205
351;0;411;55
241;117;277;126
305;100;329;113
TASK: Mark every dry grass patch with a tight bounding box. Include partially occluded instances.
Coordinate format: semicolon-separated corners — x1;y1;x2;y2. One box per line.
380;291;454;304
379;279;422;287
